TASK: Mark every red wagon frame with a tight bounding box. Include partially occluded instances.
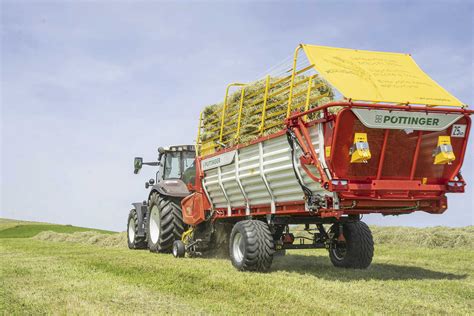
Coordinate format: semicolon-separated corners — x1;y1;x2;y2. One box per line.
187;101;473;224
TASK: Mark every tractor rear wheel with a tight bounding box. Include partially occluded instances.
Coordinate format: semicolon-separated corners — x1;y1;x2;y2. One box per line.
229;220;274;272
328;221;374;269
127;209;147;249
147;192;185;253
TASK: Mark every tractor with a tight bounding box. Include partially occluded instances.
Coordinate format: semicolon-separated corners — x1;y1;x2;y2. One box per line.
127;145;195;252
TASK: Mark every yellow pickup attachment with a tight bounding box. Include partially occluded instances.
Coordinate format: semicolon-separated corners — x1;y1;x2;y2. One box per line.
433;136;455;165
350;133;371;163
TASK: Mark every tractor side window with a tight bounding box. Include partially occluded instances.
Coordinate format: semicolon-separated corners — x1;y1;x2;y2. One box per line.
164;152;180;179
182;152;196;184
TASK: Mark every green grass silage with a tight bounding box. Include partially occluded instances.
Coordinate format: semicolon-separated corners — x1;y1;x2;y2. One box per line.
371;225;474;249
33;230;127;248
25;222;474;250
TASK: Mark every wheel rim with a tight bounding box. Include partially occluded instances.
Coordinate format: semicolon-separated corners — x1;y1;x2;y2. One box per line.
331;244;347;260
149;205;160;244
172;243;178;257
128;217;135;243
232;232;244;264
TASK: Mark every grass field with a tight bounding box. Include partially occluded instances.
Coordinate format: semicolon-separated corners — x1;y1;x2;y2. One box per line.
0;218;114;238
1;218;473;314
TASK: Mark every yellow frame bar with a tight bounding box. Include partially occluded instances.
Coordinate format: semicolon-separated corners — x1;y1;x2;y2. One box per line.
236;88;246;139
220;82;246;142
303;75;316;121
248;76;312;116
196;110;203;156
286;45;303;117
259;75;271;135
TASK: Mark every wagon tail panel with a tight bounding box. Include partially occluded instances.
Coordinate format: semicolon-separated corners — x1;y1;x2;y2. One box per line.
290;102;472;216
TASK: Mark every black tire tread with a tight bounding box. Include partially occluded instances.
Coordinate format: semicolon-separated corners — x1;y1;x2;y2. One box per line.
172;240;186;258
230;220;275;272
127;209;147;249
329;221;374;269
147;192;185;253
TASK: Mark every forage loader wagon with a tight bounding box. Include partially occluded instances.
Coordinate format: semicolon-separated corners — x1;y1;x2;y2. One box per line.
128;44;473;271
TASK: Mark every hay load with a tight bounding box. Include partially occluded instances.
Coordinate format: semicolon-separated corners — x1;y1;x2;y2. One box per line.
199;74;336;153
34;231;127;248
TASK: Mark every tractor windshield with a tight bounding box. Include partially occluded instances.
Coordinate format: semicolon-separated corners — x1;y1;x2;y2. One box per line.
164;152;181;179
163;150;196;184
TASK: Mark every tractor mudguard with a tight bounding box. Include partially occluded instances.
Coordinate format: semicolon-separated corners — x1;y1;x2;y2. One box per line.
150;179;190;198
181;192;209;226
131;202;148;237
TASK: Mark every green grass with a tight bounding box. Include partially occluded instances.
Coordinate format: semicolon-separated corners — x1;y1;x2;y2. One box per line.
0;218;114;238
1;219;473;314
0;218;43;230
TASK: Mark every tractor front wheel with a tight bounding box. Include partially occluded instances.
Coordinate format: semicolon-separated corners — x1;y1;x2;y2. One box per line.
127;209;147;249
328;221;374;269
229;220;274;272
147;192;185;253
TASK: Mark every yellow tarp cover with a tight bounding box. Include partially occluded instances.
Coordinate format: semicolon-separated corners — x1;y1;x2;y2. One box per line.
302;44;464;107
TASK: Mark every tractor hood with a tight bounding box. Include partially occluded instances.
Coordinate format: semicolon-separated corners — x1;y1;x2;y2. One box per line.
153;179;190;198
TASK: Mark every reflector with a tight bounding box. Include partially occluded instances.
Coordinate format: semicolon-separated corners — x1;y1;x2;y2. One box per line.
350;133;371;163
433;136;456;165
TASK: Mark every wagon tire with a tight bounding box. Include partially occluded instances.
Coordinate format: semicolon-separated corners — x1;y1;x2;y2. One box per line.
229;220;275;272
147;192;185;253
328;221;374;269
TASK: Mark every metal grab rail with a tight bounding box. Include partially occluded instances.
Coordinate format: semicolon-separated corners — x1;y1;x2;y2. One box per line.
220;83;246;142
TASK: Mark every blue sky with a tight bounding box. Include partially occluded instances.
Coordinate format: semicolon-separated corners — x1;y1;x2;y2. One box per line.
1;0;473;231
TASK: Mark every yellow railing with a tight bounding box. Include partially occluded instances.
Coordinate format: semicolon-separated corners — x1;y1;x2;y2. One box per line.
196;44;331;156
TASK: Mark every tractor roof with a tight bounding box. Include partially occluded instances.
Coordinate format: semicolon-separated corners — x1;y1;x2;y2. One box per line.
167;145;195;152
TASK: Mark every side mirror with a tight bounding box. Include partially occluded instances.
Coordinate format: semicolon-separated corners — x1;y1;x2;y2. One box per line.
134;157;143;174
158;147;165;154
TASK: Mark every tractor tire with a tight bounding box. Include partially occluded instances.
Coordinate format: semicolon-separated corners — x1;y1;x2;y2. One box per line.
328;221;374;269
127;209;147;249
229;220;275;272
147;192;185;253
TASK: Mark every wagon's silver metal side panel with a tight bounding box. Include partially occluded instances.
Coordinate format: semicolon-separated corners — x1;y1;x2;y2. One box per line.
202;125;330;210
